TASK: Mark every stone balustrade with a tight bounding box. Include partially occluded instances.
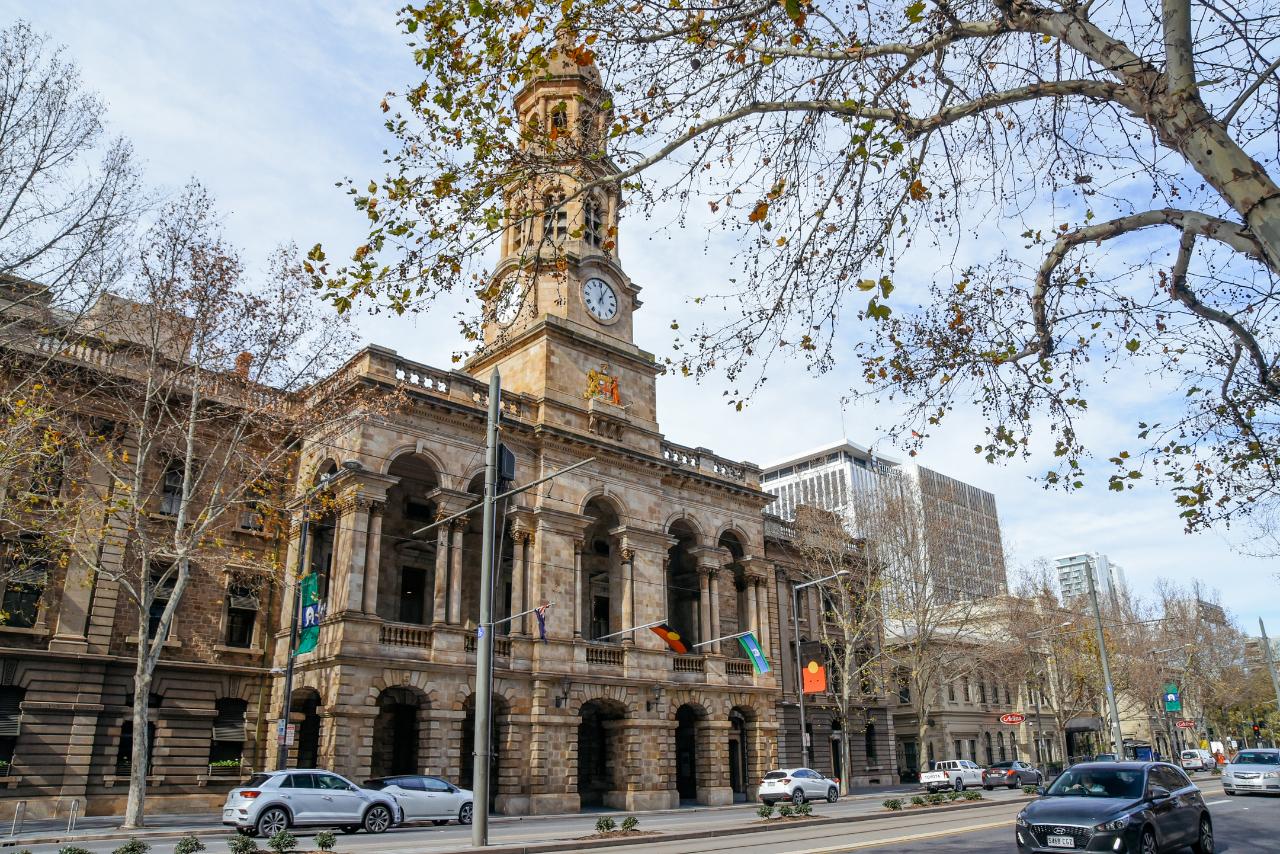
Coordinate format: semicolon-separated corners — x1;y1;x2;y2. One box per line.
672;655;705;674
726;658;755;678
584;643;625;667
661;441;759;486
379;622;432;649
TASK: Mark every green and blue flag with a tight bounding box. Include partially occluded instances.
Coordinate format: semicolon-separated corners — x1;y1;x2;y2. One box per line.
737;631;770;674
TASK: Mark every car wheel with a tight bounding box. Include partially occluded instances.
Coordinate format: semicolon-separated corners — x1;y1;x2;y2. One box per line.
255;807;289;838
235;827;254;836
826;787;838;803
339;825;359;834
1192;815;1214;854
953;778;964;792
792;788;806;805
459;802;473;825
1008;781;1018;790
363;804;392;834
984;784;993;791
1140;829;1158;854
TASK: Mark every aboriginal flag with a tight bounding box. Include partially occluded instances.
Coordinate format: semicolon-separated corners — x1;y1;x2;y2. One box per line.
650;623;688;654
802;659;828;693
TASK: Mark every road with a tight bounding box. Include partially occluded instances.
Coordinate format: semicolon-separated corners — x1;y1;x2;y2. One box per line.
15;778;1265;853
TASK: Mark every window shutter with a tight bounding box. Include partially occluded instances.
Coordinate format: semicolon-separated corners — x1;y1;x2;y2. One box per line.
212;700;247;742
0;689;23;737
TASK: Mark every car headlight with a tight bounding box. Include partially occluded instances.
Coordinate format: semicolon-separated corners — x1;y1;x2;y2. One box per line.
1096;815;1131;832
1016;812;1028;827
1264;770;1280;779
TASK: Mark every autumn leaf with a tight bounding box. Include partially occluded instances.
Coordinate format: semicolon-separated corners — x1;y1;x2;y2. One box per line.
748;201;770;222
905;1;927;23
908;179;928;201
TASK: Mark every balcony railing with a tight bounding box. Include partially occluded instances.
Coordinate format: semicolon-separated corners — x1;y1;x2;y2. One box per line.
660;441;757;485
726;658;755;678
585;644;625;667
673;655;705;673
388;354;526;420
380;622;432;649
464;634;511;657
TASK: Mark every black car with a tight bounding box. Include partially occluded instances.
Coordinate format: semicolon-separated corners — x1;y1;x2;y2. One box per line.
1015;762;1212;853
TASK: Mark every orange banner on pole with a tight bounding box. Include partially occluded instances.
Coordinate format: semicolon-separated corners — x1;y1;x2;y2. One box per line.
802;660;827;693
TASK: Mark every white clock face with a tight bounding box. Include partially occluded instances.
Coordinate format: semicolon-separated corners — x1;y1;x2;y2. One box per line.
495;275;530;326
582;277;618;321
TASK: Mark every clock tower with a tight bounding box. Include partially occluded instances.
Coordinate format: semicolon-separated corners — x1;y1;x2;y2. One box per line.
467;40;661;443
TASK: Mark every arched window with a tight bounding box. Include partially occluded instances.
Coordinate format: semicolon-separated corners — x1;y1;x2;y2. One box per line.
542;191;567;241
584;197;604;248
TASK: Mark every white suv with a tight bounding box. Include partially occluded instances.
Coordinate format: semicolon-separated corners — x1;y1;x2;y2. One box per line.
222;770;402;837
758;768;841;805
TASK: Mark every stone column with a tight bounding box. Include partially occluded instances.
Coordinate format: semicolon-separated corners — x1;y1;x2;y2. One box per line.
361;501;384;615
753;576;769;652
448;519;465;625
572;539;584;638
334;497;370;615
697;569;712;650
707;568;722;654
620;547;635;645
432;521;449;625
510;531;528;635
807;586;821;634
746;576;760;636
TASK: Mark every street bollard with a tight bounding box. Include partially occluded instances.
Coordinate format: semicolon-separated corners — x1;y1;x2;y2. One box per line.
65;798;79;833
8;800;24;836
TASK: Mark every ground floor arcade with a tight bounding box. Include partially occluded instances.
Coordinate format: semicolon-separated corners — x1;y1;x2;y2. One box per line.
271;662;779;815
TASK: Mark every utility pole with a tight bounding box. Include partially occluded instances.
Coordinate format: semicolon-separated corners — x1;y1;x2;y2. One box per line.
1085;560;1126;759
1260;618;1280;742
472;370;501;848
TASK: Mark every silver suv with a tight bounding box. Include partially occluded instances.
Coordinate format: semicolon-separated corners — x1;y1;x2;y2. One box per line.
222;770;401;837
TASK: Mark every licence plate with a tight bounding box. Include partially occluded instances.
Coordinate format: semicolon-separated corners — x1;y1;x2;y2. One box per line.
222;809;235;817
1047;836;1075;848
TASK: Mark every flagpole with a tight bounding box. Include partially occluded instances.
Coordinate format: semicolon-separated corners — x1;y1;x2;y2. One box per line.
594;619;666;641
690;630;754;648
492;602;555;628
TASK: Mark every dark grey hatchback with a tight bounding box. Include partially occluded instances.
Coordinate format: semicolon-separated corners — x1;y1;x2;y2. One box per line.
1015;762;1212;853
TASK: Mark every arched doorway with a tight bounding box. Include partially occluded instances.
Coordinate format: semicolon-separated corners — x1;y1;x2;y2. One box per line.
372;687;421;777
581;498;622;640
830;719;844;786
666;522;701;646
729;708;749;802
674;704;701;803
578;699;626;808
289;688;321;770
461;694;507;812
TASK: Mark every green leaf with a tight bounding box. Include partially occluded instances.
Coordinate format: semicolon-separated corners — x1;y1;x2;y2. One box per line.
905;1;926;23
784;0;804;21
1125;338;1140;353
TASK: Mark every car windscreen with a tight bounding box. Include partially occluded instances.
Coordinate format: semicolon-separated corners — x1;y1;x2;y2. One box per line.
1181;751;1200;759
363;779;387;790
242;774;271;788
763;771;787;780
1234;752;1280;765
1045;768;1144;799
988;762;1013;769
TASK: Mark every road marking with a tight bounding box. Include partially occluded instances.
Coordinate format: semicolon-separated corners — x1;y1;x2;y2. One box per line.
793;818;1015;853
1207;799;1228;805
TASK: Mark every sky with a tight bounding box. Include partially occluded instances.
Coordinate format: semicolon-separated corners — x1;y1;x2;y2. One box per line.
8;1;1276;633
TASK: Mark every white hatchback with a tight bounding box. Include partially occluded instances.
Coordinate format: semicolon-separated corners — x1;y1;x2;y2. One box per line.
364;775;474;825
758;768;840;805
1223;748;1280;795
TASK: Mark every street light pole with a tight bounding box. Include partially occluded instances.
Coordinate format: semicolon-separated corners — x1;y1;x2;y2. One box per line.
790;569;849;769
472;370;501;848
1085;562;1126;759
1260;619;1280;742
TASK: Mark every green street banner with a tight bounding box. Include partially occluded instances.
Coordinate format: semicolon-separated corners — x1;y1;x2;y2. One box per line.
1162;682;1181;713
737;631;771;674
295;574;321;655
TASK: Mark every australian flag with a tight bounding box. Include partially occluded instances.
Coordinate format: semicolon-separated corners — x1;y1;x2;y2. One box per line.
534;603;550;643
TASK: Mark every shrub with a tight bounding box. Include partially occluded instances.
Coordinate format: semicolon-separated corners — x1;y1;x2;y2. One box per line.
174;835;206;854
910;795;925;806
620;816;638;832
209;759;242;768
778;804;794;817
962;790;983;801
925;793;945;805
227;836;260;854
112;841;150;854
881;799;903;811
266;830;296;854
757;803;775;819
945;790;961;802
795;802;813;816
1211;767;1223;776
314;831;337;851
60;847;94;854
1022;785;1039;795
594;816;616;834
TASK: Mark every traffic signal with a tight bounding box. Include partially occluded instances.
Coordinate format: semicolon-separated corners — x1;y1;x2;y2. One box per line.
1253;721;1262;737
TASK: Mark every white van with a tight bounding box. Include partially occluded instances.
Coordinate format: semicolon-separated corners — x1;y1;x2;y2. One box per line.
1180;748;1214;771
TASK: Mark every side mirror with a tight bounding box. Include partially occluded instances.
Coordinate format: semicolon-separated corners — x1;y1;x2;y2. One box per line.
1148;786;1170;802
1035;786;1047;796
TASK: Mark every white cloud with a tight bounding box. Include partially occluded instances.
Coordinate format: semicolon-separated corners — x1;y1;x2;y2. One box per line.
9;1;1276;630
